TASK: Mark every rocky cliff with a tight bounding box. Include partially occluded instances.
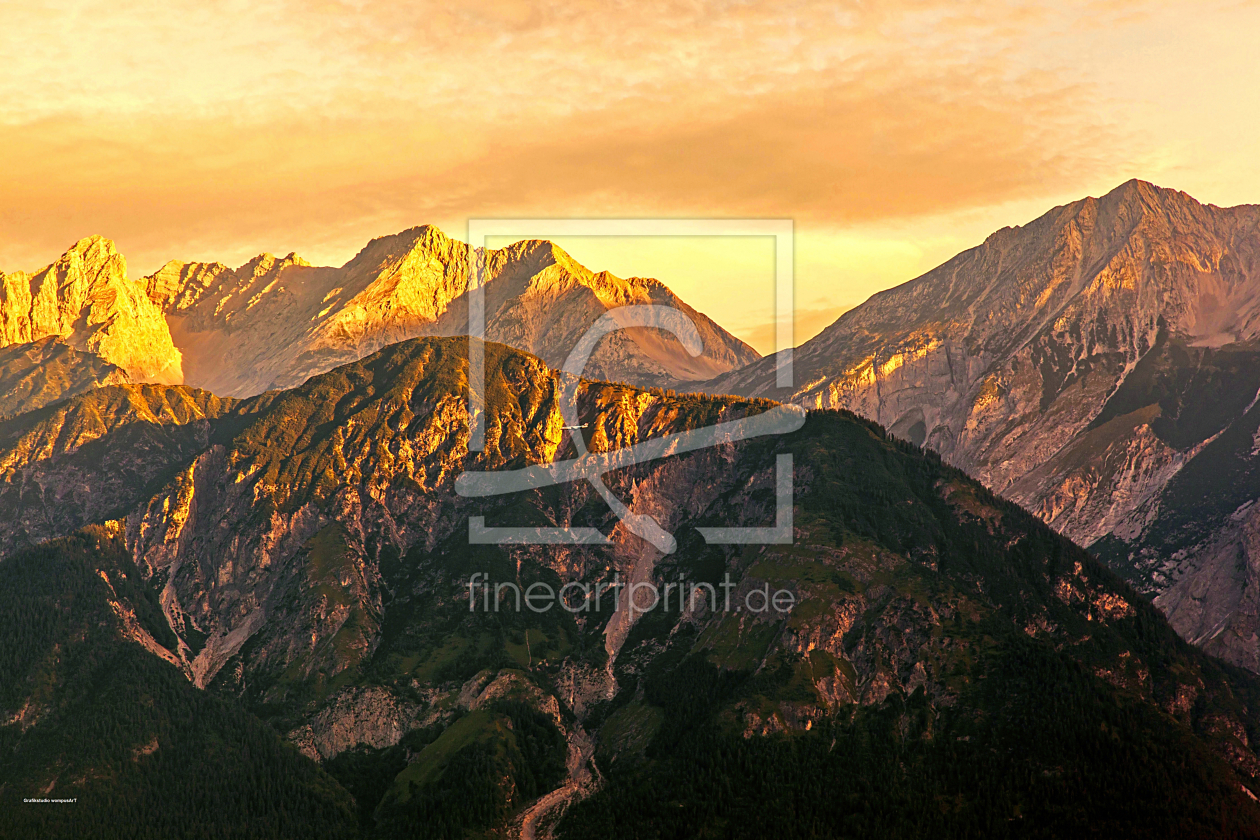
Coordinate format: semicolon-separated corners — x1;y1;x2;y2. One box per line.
0;236;183;383
141;225;759;396
6;337;1260;837
0;337;130;418
0;383;238;556
702;180;1260;672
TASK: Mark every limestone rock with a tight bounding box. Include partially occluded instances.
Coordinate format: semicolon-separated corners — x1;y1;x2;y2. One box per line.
142;225;758;397
701;180;1260;670
1;236;183;383
0;383;238;556
0;337;130;417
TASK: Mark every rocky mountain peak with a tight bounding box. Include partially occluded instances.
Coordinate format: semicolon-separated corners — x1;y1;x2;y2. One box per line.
41;235;129;302
341;224;463;280
703;176;1260;488
142;259;233;313
129;224;758;396
239;251;311;277
458;237;590;302
496;236;577;265
698;180;1260;673
64;233;121;260
728;181;1260;397
0;236;182;384
1104;176;1183;204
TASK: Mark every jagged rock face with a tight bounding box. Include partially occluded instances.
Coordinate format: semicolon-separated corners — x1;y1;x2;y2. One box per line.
121;338;773;706
705;180;1260;484
1;226;755;408
1152;503;1260;672
1078;341;1260;671
0;337;130;417
142;225;759;397
286;685;422;761
0;384;238;556
702;180;1260;670
9;337;1260;834
0;236;183;383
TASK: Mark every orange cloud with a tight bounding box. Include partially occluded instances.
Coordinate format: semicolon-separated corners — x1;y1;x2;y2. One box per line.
0;41;1129;273
1;0;1255;353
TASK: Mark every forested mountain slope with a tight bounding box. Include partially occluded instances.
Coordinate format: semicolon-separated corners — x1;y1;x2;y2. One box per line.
4;338;1260;837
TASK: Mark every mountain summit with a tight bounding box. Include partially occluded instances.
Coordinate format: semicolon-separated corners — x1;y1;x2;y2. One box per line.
0;227;756;408
702;180;1260;669
0;235;182;384
140;225;758;396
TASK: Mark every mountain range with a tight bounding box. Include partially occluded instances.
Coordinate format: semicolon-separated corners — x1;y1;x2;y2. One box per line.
0;226;757;410
10;181;1260;837
5;337;1260;839
705;180;1260;672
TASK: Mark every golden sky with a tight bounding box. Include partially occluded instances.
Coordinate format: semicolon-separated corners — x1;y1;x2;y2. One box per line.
2;0;1258;352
